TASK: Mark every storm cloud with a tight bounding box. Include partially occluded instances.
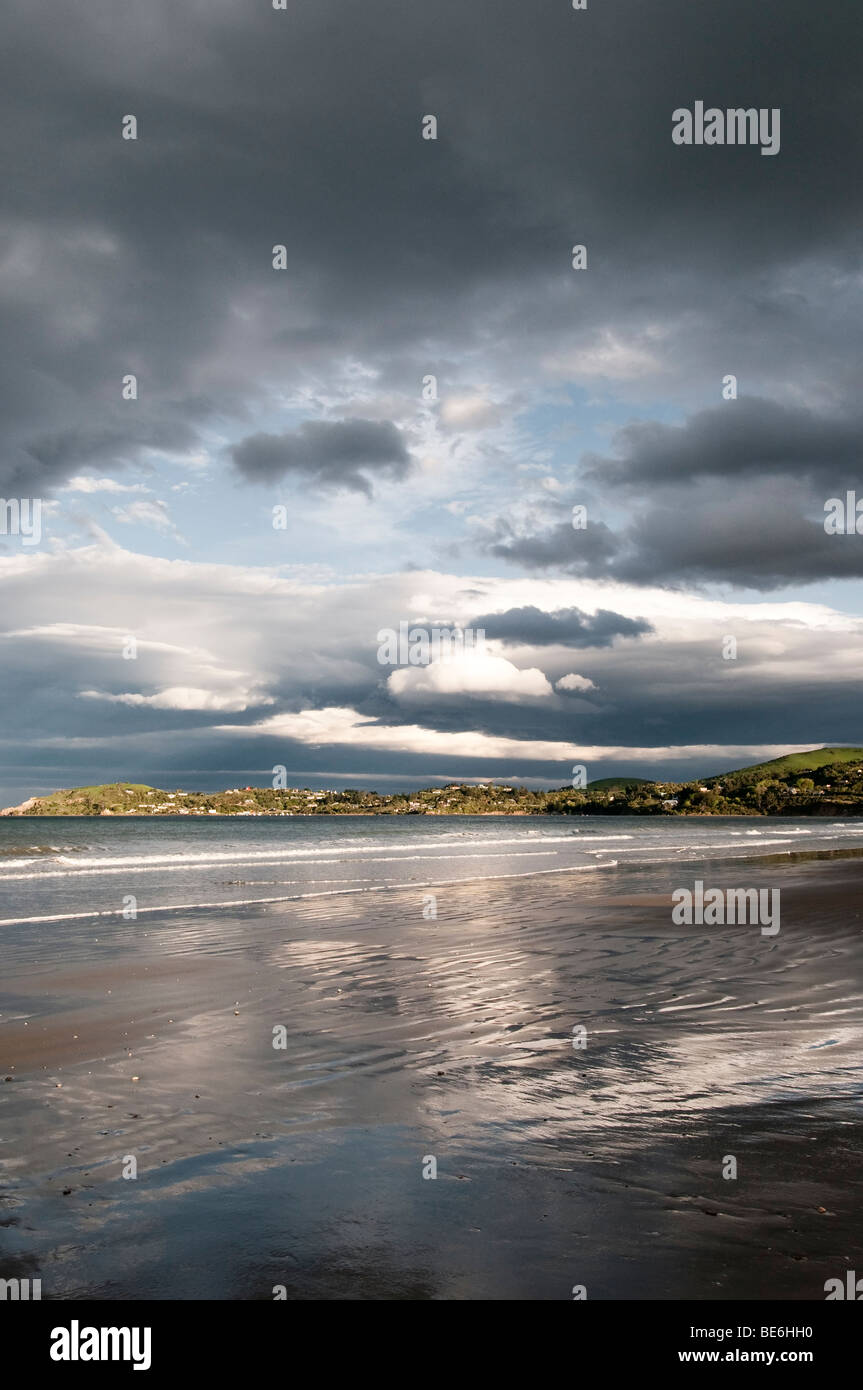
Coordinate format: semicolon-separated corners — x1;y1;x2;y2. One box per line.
488;396;863;590
583;399;863;492
2;0;862;499
230;419;411;494
476;605;652;647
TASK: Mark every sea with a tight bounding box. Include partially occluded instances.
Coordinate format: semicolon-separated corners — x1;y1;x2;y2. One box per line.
2;812;863;929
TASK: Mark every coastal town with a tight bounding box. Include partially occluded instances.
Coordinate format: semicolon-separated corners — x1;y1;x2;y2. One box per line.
4;749;863;817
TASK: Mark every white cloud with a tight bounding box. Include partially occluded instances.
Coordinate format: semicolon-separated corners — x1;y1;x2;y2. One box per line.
439;393;501;431
213;707;820;769
81;685;273;712
388;648;553;702
111;499;185;542
218;706;577;761
556;673;597;692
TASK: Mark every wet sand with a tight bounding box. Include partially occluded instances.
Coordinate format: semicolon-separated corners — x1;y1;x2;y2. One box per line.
1;853;862;1299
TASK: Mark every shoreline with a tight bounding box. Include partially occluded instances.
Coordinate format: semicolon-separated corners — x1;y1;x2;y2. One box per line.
3;837;863;932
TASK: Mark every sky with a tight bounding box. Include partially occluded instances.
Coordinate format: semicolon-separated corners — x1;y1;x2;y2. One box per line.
1;0;862;803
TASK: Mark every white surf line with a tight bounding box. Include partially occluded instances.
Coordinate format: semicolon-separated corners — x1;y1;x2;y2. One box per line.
0;849;560;882
0;860;616;927
583;838;798;855
33;832;610;868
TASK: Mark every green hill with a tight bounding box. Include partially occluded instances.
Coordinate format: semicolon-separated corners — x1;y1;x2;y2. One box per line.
706;747;863;785
22;782;159;814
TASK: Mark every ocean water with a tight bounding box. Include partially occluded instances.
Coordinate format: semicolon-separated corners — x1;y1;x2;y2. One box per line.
2;812;863;928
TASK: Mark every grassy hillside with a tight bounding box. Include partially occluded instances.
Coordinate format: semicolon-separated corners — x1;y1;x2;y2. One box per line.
19;783;159;814
707;747;863;785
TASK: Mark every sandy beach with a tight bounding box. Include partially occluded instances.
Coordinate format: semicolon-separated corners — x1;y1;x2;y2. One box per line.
2;845;861;1300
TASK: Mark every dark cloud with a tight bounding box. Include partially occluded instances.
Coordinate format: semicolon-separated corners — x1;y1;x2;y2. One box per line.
583;398;863;491
230;419;410;494
488;487;863;591
610;487;863;589
476;605;651;647
488;519;619;573
0;0;861;496
488;395;863;589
